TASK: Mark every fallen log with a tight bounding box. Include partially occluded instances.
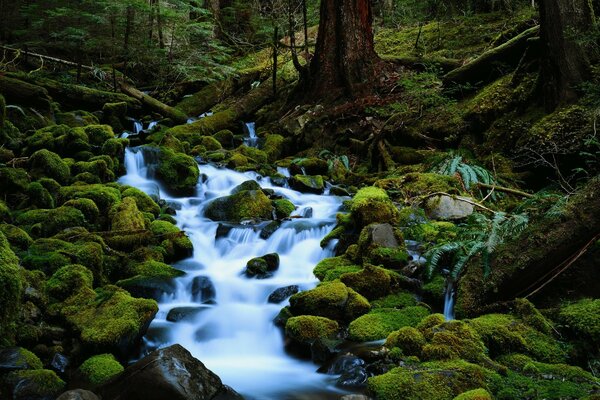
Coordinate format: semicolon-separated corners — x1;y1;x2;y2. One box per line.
456;176;600;316
382;55;462;73
0;45;94;70
120;82;188;125
443;25;540;86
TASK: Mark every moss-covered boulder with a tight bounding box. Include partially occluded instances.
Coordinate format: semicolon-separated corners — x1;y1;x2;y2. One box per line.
367;360;497;400
350;187;400;228
313;256;362;282
204;190;273;223
56;110;99;127
245;253;279;279
289;281;370;322
558;298;600;347
56;285;158;355
375;173;460;200
0;347;43;372
117;260;185;300
46;264;94;302
149;220;193;262
290;158;329;176
340;265;392;300
285;316;339;343
273;199;295;219
348;306;430;342
15;206;87;237
289;175;325;194
28;149;71;184
263;134;285;162
385;326;426;357
0;232;24;341
3;369;66;399
212;129;234;148
453;389;492;400
0;167;30;195
121;187;160;217
78;353;124;387
72;159;115;183
0;224;33;252
59;184;122;215
155;147;199;196
111;197;146;232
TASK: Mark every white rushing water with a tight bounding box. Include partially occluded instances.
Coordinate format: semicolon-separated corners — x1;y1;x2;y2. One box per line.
119;145;348;399
443;280;455;321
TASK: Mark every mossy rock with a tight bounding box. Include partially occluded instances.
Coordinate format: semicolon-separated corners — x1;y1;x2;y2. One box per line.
375;173;460;200
200;135;223;151
348;306;430;342
82;124;115;146
289;175;325;194
289;281;370;322
452;389;492;400
0;224;33;252
340;265;392;301
155;147;200;196
558;298;600;346
28;149;71;184
350;187;400;228
110;197;146;232
0;232;24;340
102;138;129;159
56;110;99;127
59;184;122;214
212;129;234;148
385;326;426;357
72;159;115;183
0;347;43;370
423;320;487;363
26;182;55;209
285;316;339;343
236;145;268;164
372;292;417;309
0;167;30;194
46;264;94;302
468;313;567;363
3;369;66;399
15;206;86;237
263;134;285;162
273;199;295;219
204;190;273;223
64;198;100;226
78;353;124;387
57;285;158;355
290;157;329;176
367;360;498;400
313;256;361;281
422;275;447;304
149;220;193;262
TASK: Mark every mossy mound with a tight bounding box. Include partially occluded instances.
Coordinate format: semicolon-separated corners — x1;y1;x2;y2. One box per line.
0;224;33;252
374;173;460;200
285;316;339;343
558;298;600;346
15;206;86;238
263;134;285;162
350;187;400;228
78;353;124;387
340;264;392;301
57;285;158;354
27;182;55;209
385;326;427;357
46;264;94;301
28;149;71;184
0;232;24;340
204;190;273;223
367;360;498;400
452;389;492;400
348;306;430;342
59;184;122;214
155;147;200;196
3;369;66;399
289;175;325;194
289;281;370;322
273;199;295;219
22;238;104;278
110;197;146;232
0;167;30;195
313;256;362;282
149;220;193;262
371;292;417;309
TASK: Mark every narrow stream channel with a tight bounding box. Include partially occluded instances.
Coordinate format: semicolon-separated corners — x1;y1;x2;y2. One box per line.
118;122;349;399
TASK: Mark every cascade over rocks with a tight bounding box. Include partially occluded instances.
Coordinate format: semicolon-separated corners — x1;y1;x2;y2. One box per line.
99;344;243;400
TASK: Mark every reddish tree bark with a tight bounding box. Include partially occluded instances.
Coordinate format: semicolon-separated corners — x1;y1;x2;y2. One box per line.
539;0;594;110
304;0;380;100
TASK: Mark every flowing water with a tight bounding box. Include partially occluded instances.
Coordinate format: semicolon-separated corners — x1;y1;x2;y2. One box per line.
118;137;348;399
443;280;456;321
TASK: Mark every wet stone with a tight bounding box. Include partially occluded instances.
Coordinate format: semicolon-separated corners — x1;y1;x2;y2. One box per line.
191;276;216;303
167;306;210;323
268;285;299;303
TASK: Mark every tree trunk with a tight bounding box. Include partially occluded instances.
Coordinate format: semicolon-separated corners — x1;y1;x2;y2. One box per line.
539;0;594;110
304;0;380;100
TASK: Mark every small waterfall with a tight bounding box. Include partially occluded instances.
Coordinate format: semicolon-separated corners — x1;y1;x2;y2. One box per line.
120;150;348;399
443;280;456;321
243;122;259;148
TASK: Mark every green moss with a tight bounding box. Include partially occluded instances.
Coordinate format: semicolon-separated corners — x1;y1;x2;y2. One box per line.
273;199;295;219
313;256;362;281
46;264;94;301
366;246;410;268
425;320;487;363
227;152;249;167
16;206;86;237
14;348;43;370
285;316;339;342
64;198;100;225
340;264;392;300
102;138;129;158
0;224;33;252
263;134;285;162
58;285;158;352
111;197;146;232
119;187;159;216
28;149;71;184
0;231;23;340
0;167;30;194
372;292;417;309
59;184;122;214
204;190;273;222
0;200;11;223
155;147;200;195
72;159;114;183
469;313;567;363
289;175;325;193
423;275;447;303
168;110;237;144
558;298;600;345
83;124;115;146
149;220;193;262
56;110;99;127
375;173;460;199
200;135;223;151
27;182;55;209
453;389;492;400
126;260;184;279
6;369;66;397
386;327;426;357
349;306;430;342
368;359;497;400
237;145;268;164
514;298;554;335
406;221;458;244
78;353;124;386
212;129;234;148
350;187;400;228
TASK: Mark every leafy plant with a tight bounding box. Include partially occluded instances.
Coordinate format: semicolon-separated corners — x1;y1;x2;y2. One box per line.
319;150;350;172
425;211;529;279
431;154;499;199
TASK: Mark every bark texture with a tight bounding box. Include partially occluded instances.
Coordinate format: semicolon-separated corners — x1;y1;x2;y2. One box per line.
305;0;380;99
539;0;595;109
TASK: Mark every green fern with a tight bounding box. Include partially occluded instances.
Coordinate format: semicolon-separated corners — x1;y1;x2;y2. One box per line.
431;154;499;198
425;212;529;279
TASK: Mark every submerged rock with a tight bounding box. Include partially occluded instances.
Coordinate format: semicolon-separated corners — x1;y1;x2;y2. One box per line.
98;344;243;400
204;190;273;223
268;285;299;303
245;253;280;279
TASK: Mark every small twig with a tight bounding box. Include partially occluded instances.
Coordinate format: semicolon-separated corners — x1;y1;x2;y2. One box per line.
414;191;497;214
476;183;534;198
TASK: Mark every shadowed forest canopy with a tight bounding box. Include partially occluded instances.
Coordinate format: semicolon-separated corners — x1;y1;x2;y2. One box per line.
1;0;600;399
